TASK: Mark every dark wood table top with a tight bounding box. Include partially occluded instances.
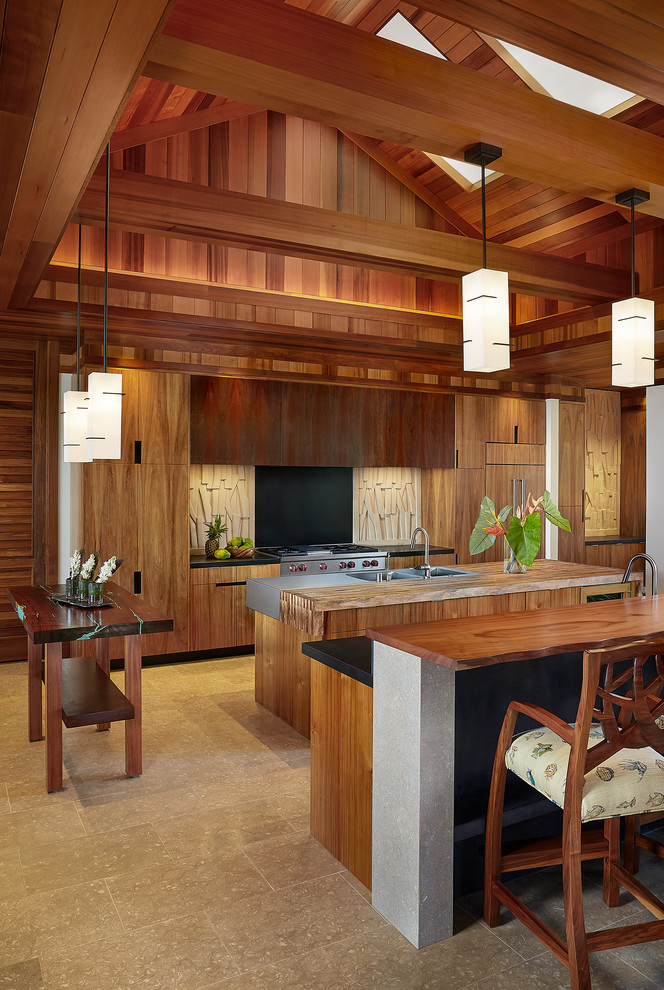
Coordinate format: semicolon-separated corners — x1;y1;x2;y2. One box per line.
7;582;173;644
366;596;664;671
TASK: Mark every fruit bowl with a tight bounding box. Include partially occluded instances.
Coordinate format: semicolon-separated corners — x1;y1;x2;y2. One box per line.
228;547;254;558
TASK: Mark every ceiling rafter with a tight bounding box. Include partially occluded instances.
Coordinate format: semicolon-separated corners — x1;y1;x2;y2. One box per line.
111;100;264;152
74;168;631;302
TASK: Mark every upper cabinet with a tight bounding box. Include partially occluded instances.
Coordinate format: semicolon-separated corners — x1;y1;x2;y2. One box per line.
119;370;189;465
485;396;546;446
191;377;454;468
455;394;486;469
190;378;281;465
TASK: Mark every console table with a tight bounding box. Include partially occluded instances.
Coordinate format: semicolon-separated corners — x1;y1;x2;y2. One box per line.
7;582;172;792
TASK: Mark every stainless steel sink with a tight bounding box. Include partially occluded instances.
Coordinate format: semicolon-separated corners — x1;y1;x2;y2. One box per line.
349;566;478;582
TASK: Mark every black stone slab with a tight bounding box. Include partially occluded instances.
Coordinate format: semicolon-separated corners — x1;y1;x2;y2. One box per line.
302;636;372;687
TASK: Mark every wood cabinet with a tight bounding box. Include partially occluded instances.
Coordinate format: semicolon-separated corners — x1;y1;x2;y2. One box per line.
455;394;485;469
191;376;454;467
455;468;485;564
190;377;282;465
485;396;546;445
483;444;546;564
558;400;585;563
189;563;280;651
83;370;189;658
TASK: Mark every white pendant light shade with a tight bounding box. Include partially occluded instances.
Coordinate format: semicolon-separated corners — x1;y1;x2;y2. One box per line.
462;267;510;373
62;390;92;463
87;371;123;459
611;296;655;387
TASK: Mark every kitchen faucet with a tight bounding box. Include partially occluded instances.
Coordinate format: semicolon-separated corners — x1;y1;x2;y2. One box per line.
622;553;658;596
410;526;431;578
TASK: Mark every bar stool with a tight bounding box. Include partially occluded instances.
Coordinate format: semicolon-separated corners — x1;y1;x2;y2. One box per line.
484;638;664;990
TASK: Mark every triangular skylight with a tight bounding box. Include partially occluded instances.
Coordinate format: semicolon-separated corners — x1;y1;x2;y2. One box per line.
377;13;491;187
499;41;635;115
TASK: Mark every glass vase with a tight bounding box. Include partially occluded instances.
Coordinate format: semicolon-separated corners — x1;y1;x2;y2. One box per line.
89;581;104;605
504;539;528;575
65;576;76;599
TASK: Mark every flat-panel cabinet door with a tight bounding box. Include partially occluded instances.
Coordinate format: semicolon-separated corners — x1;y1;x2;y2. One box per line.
138;464;189;656
190;377;282;465
82;462;139;595
281;384;387;466
139;371;189;465
190;582;249;651
455;394;486;469
558;400;585;508
385;391;454;467
483;463;547;563
485;396;545;445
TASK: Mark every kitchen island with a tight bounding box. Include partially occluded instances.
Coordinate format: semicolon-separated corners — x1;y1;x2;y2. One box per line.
364;595;663;949
246;560;636;737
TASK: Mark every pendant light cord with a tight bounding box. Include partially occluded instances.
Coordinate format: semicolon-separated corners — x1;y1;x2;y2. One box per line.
630;198;636;298
76;224;82;390
481;158;487;270
103;141;110;374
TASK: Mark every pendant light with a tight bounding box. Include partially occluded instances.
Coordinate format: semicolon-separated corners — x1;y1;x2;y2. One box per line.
612;188;655;388
87;142;123;459
62;225;92;463
462;143;510;373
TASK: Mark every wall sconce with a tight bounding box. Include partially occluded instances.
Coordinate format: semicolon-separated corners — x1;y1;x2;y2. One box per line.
87;143;123;459
62;225;92;463
462;143;510;374
612;188;655;388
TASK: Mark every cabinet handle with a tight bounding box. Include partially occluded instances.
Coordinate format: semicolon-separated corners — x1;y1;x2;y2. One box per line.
134;440;142;464
216;581;246;588
134;571;141;594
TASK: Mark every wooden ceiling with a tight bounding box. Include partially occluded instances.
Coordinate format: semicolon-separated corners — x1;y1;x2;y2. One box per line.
3;0;664;390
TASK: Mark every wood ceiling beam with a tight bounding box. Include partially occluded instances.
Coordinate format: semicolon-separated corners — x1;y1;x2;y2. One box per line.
414;0;664;107
340;132;481;239
145;0;664;217
43;262;462;330
74;169;630;302
110;101;264;152
0;0;176;311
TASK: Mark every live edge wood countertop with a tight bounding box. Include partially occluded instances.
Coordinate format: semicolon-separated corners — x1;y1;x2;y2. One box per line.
277;560;633;633
366;595;664;672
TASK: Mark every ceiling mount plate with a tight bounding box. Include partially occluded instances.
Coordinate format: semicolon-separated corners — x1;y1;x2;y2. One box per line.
464;142;502;167
615;188;650;207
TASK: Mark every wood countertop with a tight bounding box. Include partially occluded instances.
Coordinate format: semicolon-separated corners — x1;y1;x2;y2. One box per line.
277;561;632;631
366;594;663;671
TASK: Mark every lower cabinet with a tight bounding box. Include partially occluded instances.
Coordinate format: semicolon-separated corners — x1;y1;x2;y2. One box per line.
189;564;280;651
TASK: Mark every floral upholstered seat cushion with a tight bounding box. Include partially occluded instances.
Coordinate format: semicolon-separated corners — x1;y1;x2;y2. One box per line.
505;724;664;822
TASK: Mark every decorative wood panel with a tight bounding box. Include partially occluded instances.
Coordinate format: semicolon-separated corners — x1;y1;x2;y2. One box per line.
189;465;254;548
0;346;38;661
584;389;620;537
355;468;420;543
620;393;646;538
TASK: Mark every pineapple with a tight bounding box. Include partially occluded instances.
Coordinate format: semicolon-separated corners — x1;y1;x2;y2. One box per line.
205;515;227;558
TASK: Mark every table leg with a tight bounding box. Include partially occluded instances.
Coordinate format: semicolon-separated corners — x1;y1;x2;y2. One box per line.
95;639;111;731
124;635;142;777
44;642;63;792
28;638;43;741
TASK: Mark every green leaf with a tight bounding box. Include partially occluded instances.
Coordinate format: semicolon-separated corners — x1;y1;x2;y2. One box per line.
540;491;571;532
505;513;541;567
469;496;498;555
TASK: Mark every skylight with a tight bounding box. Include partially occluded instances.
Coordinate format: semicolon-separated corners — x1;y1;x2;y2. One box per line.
499;41;635;115
377;13;490;187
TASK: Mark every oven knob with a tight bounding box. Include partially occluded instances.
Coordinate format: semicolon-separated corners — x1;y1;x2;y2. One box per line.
319;562;328;570
289;565;298;572
371;560;379;567
362;560;372;567
299;563;307;571
339;561;347;568
347;560;356;568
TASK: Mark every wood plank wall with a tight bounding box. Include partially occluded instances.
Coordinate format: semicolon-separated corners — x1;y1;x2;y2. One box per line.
0;341;58;661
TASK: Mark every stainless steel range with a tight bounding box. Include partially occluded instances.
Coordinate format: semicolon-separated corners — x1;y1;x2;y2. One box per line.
261;544;388;576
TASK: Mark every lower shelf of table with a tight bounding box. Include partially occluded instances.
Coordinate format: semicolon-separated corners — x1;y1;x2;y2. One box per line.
43;657;134;728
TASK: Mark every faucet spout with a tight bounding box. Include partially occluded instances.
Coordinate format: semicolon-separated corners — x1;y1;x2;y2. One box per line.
410;527;431;576
622;553;658;596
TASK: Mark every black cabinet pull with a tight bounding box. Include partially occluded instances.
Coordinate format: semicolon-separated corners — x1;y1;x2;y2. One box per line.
216;581;246;588
134;571;141;594
134;440;142;464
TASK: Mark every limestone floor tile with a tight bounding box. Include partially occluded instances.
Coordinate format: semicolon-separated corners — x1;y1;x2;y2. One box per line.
4;776;79;814
605;906;664;984
466;944;660;989
243;832;344;889
0;957;43;990
154;800;296;859
208;872;386;973
0;847;25;904
0;879;123;968
0;786;9;816
19;823;172;894
0;801;85;852
105;849;272;929
38;913;238;990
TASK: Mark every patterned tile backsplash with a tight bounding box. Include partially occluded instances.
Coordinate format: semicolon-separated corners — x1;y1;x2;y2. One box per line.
189;465;421;549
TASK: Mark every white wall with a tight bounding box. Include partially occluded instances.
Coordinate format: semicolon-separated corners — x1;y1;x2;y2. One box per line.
646;386;664;591
58;373;84;582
